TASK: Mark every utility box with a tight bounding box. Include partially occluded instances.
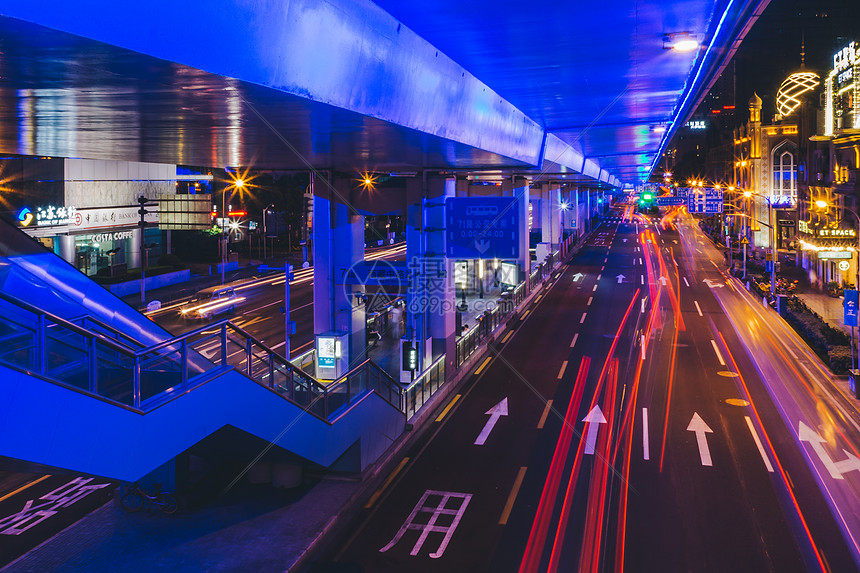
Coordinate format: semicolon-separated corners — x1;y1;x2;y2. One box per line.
315;332;348;381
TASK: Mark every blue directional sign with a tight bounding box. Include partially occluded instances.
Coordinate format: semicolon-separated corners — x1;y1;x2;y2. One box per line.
688;189;723;214
656;196;685;206
845;289;859;327
446;197;519;259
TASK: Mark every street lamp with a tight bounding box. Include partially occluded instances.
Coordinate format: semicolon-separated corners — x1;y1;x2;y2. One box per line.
221;176;244;285
262;204;274;263
739;189;777;297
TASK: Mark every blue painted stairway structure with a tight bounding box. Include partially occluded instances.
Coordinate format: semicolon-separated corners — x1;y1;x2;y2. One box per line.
0;220;404;481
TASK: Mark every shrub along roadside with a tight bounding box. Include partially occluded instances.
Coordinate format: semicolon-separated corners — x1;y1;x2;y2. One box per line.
784;297;852;374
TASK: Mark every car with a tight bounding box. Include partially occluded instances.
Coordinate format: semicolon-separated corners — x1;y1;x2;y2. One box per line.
179;286;240;319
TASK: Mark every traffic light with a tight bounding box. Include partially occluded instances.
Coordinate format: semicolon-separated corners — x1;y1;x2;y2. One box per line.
303;194;313;230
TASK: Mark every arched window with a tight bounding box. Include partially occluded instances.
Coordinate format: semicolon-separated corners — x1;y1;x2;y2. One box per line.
772;142;797;206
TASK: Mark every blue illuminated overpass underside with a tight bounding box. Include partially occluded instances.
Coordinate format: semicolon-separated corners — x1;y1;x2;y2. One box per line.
0;0;768;184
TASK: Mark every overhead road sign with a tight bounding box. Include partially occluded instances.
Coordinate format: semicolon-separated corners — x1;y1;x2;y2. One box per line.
656;196;685;206
446;197;519;259
688;188;723;214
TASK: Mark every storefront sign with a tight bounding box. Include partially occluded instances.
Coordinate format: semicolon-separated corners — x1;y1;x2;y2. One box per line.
834;42;858;74
778;220;795;226
840;261;852;272
71;205;158;231
33;205;77;227
90;230;134;243
818;228;856;238
818;251;853;259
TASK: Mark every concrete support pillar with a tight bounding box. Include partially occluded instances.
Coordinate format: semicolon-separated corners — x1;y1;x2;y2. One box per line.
129;228;142;269
403;175;457;379
502;177;530;281
57;234;76;265
313;175;365;370
427;177;456;373
540;183;561;248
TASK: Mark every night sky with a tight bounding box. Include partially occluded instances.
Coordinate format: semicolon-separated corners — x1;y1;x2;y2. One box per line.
729;0;860;121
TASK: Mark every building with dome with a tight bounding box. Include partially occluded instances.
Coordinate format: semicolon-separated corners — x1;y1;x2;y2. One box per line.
731;72;819;270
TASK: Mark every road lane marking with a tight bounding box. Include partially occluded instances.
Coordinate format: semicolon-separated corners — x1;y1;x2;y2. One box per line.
475;398;508;445
475;356;493;376
745;416;774;472
641;297;646;314
710;339;726;366
380;490;471;558
601;266;605;271
535;295;543;303
435;394;462;422
640;275;644;285
580;313;587;324
593;284;598;292
522;310;531;319
642;408;650;460
687;413;714;466
597;274;602;281
694;301;703;316
587;297;593;306
557;361;568;379
570;333;579;348
683;277;690;287
538;401;554;429
583;405;607;455
787;347;799;360
641;335;646;360
0;475;52;503
501;330;514;344
365;457;410;508
499;467;528;525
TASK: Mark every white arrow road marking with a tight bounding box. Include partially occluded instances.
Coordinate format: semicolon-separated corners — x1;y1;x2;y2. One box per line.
703;278;724;288
799;421;842;479
622;238;628;243
687;413;714;466
475;398;508;445
573;272;584;282
643;408;650;460
834;450;860;475
659;276;669;286
710;339;725;366
745;416;774;472
616;274;626;284
582;405;607;455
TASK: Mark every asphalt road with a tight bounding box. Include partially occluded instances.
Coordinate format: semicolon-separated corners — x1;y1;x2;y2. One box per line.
306;209;860;572
149;242;407;359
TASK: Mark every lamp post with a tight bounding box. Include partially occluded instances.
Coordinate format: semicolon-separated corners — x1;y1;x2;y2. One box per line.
743;189;777;298
262;203;273;263
221;177;244;285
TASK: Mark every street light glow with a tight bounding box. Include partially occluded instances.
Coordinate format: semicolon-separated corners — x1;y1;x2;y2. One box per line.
816;200;829;209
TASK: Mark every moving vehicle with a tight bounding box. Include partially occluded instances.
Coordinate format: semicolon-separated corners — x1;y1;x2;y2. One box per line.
179;286;239;319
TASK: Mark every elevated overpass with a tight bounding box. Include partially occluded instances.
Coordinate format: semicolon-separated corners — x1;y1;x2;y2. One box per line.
0;0;769;485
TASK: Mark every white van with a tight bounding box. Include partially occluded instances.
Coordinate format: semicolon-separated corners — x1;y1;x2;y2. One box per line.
179;286;239;319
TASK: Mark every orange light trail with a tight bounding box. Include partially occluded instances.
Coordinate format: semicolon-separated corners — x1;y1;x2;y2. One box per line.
718;332;829;572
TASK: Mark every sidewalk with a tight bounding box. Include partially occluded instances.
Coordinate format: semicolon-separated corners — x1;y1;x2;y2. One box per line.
795;291;854;337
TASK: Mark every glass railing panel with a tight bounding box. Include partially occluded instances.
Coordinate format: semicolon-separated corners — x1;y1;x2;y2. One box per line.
325;380;349;416
0;324;37;372
44;326;90;391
